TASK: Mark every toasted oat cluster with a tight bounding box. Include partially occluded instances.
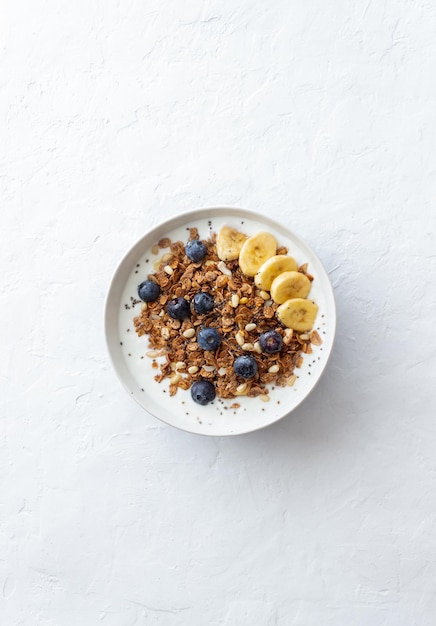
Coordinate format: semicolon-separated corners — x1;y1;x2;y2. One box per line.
133;228;322;401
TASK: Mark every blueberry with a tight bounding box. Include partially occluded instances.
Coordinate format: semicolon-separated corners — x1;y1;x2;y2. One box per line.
191;380;216;405
233;355;258;379
193;292;214;314
197;327;221;351
185;239;207;262
167;297;190;320
137;280;160;302
259;330;283;353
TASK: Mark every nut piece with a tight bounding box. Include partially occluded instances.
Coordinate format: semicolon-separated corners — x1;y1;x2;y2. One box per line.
242;342;254;351
164;265;174;275
268;364;280;373
253;341;262;354
236;382;248;395
230;294;240;308
235;331;245;346
260;290;270;300
146;350;162;358
245;323;256;332
170;373;182;384
283;328;294;344
217;261;232;277
287;374;297;387
309;330;323;346
158;237;171;248
259;394;270;402
183;328;196;339
188;365;199;374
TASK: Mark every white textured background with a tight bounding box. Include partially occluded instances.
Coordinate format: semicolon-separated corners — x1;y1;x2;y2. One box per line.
1;1;436;624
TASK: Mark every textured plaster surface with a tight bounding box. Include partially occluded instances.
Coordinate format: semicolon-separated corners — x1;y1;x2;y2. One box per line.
1;1;436;624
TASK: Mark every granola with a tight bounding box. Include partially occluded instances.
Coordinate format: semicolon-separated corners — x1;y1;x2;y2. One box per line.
133;227;321;401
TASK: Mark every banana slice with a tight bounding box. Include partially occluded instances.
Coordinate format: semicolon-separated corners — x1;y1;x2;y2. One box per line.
270;270;311;304
276;298;319;331
254;255;298;291
216;226;247;261
238;232;277;276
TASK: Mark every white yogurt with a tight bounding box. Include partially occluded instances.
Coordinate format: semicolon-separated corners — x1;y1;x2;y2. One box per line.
113;209;334;435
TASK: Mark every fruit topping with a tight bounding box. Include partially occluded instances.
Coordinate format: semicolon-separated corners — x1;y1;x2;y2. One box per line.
185;239;207;262
138;280;160;302
167;297;190;320
216;226;248;261
238;232;277;276
197;327;221;351
191;380;216;405
259;330;283;354
193;292;214;314
276;298;319;331
233;355;258;379
254;255;298;291
270;271;311;304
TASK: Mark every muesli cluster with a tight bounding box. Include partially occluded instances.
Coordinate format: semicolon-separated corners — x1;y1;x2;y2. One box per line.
133;225;322;406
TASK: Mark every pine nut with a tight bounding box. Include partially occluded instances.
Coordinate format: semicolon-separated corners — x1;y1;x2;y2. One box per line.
175;361;185;370
299;334;309;341
141;302;148;311
203;365;215;372
239;297;248;304
170;373;182;384
231;294;240;308
253;341;262;353
268;364;280;373
146;350;160;358
161;327;170;339
183;328;195;338
242;342;254;351
259;394;270;402
260;290;270;300
164;265;173;275
283;329;293;344
236;382;248;394
188;365;199;374
235;331;245;346
287;374;297;386
245;323;256;332
217;261;232;277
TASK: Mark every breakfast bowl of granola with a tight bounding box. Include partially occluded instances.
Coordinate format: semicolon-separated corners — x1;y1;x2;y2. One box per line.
104;207;336;436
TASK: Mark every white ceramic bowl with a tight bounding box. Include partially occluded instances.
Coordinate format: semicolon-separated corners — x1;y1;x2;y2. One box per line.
104;207;336;436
